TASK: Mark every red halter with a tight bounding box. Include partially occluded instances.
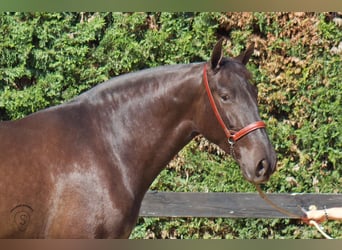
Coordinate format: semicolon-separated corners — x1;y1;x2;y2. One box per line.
202;64;266;146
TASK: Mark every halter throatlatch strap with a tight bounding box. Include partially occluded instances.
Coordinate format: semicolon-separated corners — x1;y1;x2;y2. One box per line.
202;64;266;145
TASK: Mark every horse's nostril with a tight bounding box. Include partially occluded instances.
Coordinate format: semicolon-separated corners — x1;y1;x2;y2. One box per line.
256;159;269;177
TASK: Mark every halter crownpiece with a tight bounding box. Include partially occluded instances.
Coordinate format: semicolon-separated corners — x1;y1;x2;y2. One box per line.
202;64;266;146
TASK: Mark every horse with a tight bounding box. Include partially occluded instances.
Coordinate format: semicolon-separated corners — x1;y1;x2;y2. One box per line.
0;39;277;238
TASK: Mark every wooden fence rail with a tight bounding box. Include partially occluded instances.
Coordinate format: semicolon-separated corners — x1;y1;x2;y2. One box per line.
139;192;342;218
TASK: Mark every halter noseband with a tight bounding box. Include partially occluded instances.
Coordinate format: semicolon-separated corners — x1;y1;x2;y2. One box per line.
202;64;266;147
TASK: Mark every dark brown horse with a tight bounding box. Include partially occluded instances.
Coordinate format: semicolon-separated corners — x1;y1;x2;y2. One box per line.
0;39;276;238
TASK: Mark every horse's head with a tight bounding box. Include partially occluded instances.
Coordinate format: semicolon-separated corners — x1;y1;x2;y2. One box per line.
196;39;277;184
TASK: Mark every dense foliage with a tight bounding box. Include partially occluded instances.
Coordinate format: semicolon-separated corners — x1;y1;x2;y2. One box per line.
0;12;340;239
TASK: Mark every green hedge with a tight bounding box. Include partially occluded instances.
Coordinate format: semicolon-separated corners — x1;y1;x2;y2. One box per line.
0;12;219;119
0;12;341;239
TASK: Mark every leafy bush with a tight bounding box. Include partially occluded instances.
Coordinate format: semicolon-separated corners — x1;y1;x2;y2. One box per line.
0;12;341;239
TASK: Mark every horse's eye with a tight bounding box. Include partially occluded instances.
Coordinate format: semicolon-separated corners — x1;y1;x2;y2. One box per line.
221;95;230;102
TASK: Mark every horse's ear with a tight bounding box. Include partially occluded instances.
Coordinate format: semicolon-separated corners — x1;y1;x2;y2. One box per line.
210;38;224;70
234;42;255;65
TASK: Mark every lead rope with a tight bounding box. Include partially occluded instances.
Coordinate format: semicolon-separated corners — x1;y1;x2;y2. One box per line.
254;184;334;239
308;220;333;239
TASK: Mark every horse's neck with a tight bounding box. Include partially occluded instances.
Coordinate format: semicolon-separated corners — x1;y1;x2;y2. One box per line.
87;63;204;198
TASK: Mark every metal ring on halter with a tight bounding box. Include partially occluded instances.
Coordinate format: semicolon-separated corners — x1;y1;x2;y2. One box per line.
228;137;235;146
228;137;236;159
